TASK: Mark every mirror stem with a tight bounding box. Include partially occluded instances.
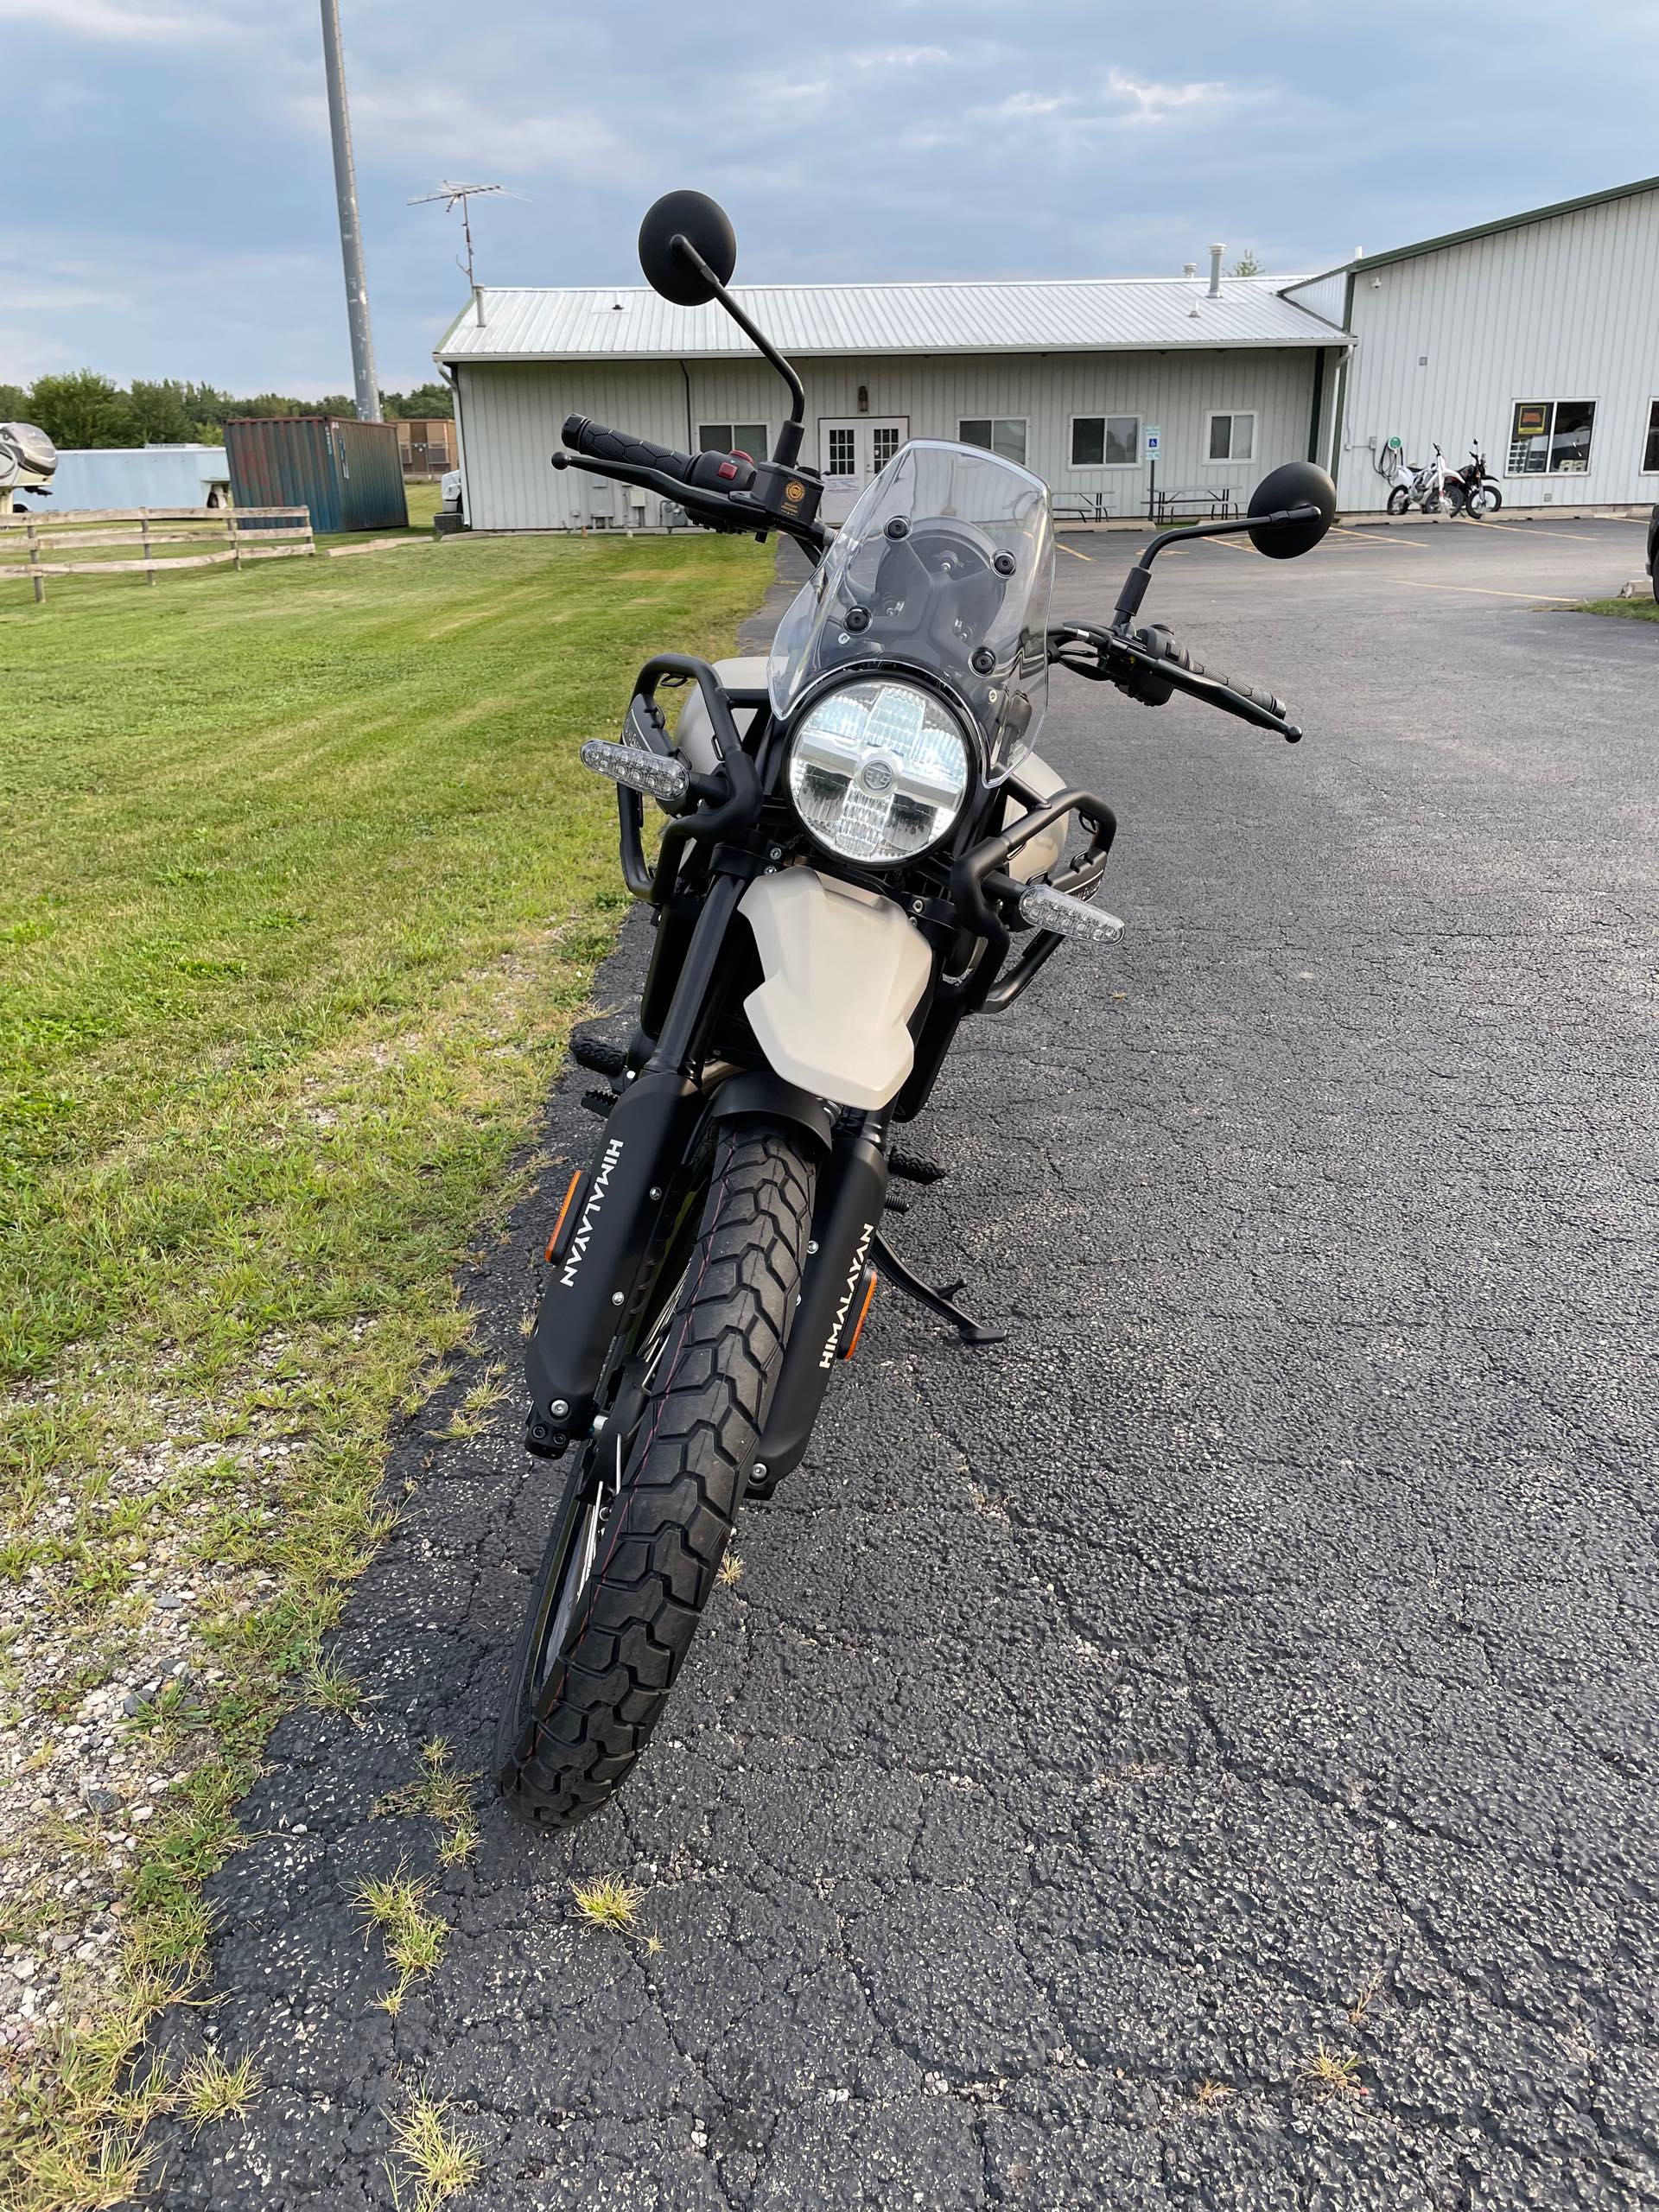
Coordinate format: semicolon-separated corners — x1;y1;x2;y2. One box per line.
671;235;806;466
1109;504;1321;632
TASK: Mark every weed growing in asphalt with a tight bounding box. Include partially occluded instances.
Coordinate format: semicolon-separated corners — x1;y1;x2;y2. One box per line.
570;1874;653;1942
384;2092;480;2212
1298;2043;1368;2102
717;1552;745;1588
372;1738;479;1866
352;1864;450;2016
302;1656;364;1719
1191;2078;1234;2112
1347;1964;1386;2027
178;2052;261;2133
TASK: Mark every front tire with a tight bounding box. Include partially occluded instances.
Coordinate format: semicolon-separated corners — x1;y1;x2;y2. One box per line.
494;1120;815;1828
1386;486;1410;516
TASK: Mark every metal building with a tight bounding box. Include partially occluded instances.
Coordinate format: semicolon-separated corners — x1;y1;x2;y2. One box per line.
435;171;1659;530
47;443;231;513
435;267;1345;533
1288;172;1659;512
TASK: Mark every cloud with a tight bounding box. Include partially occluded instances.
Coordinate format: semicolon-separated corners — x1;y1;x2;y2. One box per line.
991;70;1242;132
852;45;948;68
996;91;1074;116
1103;66;1236;124
0;0;232;39
0;322;76;378
312;79;645;192
0;271;132;313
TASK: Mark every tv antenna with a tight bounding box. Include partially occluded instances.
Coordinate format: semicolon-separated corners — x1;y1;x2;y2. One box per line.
409;180;524;326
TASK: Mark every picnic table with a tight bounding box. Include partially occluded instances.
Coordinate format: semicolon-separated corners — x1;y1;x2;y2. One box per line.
1149;485;1239;523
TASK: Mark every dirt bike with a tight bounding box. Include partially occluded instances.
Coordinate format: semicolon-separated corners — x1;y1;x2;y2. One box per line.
493;188;1337;1827
1457;441;1503;518
1385;442;1462;516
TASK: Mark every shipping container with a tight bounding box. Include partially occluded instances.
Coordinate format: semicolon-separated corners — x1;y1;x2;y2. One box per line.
224;417;407;533
47;444;232;512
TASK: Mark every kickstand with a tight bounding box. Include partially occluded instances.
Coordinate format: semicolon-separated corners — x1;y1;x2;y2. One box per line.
869;1231;1009;1347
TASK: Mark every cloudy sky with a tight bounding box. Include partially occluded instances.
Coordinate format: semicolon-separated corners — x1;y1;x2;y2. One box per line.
7;0;1657;396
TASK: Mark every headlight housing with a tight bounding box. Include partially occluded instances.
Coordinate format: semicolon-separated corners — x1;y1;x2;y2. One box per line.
786;678;971;865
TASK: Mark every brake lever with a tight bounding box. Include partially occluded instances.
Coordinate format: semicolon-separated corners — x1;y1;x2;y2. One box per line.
1049;624;1300;742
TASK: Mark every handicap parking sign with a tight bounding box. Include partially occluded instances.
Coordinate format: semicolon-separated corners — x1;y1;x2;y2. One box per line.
1145;425;1161;458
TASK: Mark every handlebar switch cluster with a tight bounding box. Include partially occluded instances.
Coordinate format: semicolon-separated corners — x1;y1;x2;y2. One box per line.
747;459;824;533
1122;622;1179;706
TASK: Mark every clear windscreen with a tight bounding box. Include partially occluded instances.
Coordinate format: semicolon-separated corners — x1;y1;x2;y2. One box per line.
768;440;1054;782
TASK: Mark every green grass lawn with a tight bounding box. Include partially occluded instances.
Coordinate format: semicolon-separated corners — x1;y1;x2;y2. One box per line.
1573;594;1659;620
0;524;770;2202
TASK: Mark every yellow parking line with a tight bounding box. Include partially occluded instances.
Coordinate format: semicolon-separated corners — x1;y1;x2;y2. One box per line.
1463;517;1621;546
1387;576;1580;602
1056;541;1094;561
1326;523;1431;550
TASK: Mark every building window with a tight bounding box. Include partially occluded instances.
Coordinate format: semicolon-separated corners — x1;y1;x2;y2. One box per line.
959;417;1028;466
1507;399;1595;475
1206;411;1256;462
698;422;767;461
1071;415;1139;467
872;424;904;469
1643;400;1659;474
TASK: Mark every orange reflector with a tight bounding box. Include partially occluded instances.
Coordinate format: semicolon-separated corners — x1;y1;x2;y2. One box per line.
544;1169;583;1262
842;1270;878;1360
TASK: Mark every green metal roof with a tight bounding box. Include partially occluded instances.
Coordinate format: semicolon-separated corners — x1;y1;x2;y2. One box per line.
1333;172;1659;278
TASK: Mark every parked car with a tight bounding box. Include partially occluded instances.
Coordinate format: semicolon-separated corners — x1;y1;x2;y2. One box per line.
434;467;467;536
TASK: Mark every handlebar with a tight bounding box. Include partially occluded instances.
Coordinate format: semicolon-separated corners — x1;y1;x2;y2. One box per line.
553;414;827;552
1048;620;1301;742
562;415;759;495
1152;632;1287;721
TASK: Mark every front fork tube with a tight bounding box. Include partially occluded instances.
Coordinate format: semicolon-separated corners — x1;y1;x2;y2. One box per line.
524;874;745;1452
750;1109;892;1494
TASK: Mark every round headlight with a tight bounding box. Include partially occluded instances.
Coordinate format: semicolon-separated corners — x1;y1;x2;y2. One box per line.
787;679;971;865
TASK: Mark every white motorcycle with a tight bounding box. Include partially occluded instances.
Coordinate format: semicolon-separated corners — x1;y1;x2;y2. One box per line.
493;189;1338;1828
1384;441;1463;517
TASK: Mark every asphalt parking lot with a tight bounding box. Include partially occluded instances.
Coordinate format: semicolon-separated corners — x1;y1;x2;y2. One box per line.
153;513;1657;2209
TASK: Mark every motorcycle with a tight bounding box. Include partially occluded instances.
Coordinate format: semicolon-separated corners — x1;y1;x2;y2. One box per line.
0;421;57;513
1385;442;1462;517
1457;440;1503;518
493;188;1337;1827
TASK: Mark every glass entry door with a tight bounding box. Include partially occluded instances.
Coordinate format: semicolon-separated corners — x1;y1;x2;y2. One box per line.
818;416;909;526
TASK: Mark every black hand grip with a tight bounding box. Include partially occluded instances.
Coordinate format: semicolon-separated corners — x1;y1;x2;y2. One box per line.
560;416;758;499
563;415;695;482
1154;633;1287;720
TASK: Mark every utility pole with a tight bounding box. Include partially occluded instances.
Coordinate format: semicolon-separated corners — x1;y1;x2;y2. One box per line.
319;0;381;423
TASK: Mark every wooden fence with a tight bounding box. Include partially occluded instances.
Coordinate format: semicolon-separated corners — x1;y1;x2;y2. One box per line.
0;507;315;603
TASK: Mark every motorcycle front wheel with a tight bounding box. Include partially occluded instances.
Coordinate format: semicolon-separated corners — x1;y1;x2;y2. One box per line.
493;1119;815;1828
1386;486;1411;515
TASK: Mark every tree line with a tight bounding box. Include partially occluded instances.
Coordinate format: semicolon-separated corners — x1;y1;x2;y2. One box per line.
0;372;454;451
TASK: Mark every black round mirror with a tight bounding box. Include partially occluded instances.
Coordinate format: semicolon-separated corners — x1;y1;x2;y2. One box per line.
1247;461;1337;558
638;190;737;306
